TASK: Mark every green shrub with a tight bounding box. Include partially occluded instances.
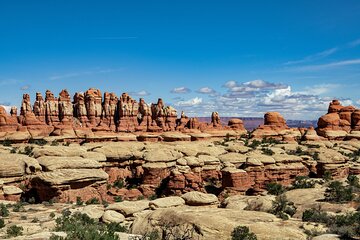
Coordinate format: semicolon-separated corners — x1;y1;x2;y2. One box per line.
269;195;296;220
51;140;60;146
76;197;83;206
0;218;5;229
0;204;9;217
266;182;286;195
31;217;39;223
325;181;354;203
10;147;17;153
7;225;23;237
28;138;47;146
347;175;360;188
248;140;261;149
2;139;12;146
50;212;56;218
114;196;123;202
261;148;274;156
19;145;34;156
231;226;257;240
12;202;25;212
301;207;360;239
291;176;316;189
113;178;124;189
53;211;126;239
302;207;330;223
322;171;333;182
85;197;100;205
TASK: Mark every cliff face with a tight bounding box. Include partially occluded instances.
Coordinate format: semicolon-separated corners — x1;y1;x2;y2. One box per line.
0;88;246;142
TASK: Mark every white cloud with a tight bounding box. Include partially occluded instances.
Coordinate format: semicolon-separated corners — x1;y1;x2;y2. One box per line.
176;79;355;120
197;87;215;94
20;85;30;90
301;84;341;95
0;104;12;114
129;90;151;96
175;97;202;107
170;87;191;94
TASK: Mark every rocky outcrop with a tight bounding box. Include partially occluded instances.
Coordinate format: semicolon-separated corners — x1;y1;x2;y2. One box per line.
252;112;301;141
1;88;241;142
317;99;360;140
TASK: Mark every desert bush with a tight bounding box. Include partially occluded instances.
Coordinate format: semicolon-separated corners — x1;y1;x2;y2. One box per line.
291;176;316;189
269;194;296;220
52;211;126;240
51;140;60;146
261;137;282;145
2;138;12;146
113;178;124;189
85;197;100;205
248;140;261;149
261;148;274;156
312;152;320;161
114;196;123;202
302;207;330;223
12;202;25;212
0;204;9;217
231;226;257;240
325;181;354;203
347;175;360;188
28;138;47;146
76;196;83;206
0;218;5;229
18;145;34;156
7;225;23;237
322;171;333;182
266;182;286;195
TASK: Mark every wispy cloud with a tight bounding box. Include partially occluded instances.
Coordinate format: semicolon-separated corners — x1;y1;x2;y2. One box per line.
0;79;22;86
284;37;360;65
20;85;30;90
90;37;138;40
49;68;123;80
129;90;151;96
284;48;338;65
348;38;360;47
170;87;191;94
288;59;360;72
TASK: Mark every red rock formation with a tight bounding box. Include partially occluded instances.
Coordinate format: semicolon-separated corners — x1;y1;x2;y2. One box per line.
0;106;18;133
45;90;60;125
85;88;102;126
33;92;46;123
252;112;294;140
317;100;359;139
117;93;138;132
228;118;246;131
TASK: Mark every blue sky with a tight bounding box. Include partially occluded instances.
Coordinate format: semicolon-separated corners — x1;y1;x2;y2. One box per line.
1;0;360;120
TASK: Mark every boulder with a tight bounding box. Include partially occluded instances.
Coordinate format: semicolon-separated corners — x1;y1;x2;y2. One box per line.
82;204;105;219
102;210;125;223
181;191;218;206
106;200;150;216
149;196;185;209
34;169;108;186
37;156;102;171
